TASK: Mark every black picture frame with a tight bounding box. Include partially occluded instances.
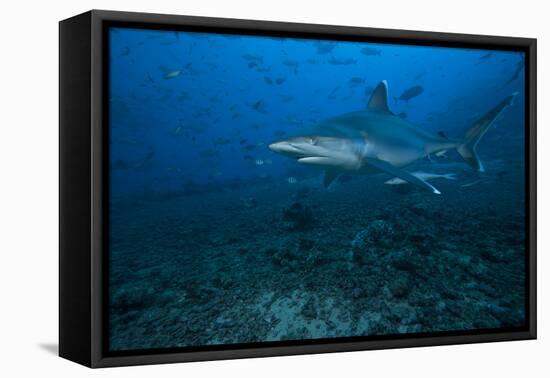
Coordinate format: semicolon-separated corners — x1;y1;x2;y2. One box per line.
59;9;537;368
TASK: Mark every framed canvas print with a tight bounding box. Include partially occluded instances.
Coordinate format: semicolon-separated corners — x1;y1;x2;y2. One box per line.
59;10;536;368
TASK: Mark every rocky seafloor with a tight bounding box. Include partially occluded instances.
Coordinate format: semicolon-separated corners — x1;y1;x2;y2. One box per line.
109;168;526;351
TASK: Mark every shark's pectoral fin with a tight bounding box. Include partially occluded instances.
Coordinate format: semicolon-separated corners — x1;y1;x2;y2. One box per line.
363;157;441;194
323;170;339;188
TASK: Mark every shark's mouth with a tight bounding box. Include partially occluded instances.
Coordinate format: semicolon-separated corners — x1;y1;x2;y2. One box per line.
268;141;326;159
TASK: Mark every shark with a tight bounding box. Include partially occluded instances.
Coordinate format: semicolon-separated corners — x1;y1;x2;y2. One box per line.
269;80;517;194
384;171;457;185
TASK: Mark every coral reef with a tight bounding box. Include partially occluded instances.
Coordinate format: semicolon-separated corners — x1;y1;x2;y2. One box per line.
351;220;395;264
281;201;314;230
109;172;526;350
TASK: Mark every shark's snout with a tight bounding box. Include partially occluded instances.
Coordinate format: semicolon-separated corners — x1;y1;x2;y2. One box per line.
270;137;337;160
268;141;287;153
269;141;302;156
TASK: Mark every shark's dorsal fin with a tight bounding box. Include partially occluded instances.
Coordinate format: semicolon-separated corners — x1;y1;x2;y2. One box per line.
367;80;392;114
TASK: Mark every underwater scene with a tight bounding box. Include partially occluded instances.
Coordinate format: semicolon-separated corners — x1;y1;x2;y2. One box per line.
108;26;527;351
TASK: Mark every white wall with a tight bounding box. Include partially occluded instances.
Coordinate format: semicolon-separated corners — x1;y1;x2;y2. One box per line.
0;0;546;376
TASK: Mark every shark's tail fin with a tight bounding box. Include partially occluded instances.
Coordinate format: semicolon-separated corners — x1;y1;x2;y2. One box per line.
456;92;517;172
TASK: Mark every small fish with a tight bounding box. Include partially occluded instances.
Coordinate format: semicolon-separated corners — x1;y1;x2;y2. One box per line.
162;69;182;80
192;107;211;118
171;126;182;136
314;41;337;54
395;85;424;102
239;138;248;145
360;47;381;56
252;100;267;114
199;149;219;158
349;77;365;86
120;47;131;56
264;76;274;85
256;66;271;73
254;159;265;166
287;177;297;184
385;172;456;185
479;52;493;62
212;137;230;145
328;57;357;65
177;91;190;101
501;54;525;88
275;78;286;85
283;60;299;74
242;54;263;62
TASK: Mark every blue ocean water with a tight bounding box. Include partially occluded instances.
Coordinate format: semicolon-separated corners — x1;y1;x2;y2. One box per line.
108;27;526;351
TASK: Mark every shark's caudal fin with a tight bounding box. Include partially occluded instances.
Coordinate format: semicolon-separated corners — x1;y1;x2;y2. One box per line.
457;93;517;172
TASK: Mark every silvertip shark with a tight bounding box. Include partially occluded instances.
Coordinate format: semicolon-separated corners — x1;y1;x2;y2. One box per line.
269;80;517;194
